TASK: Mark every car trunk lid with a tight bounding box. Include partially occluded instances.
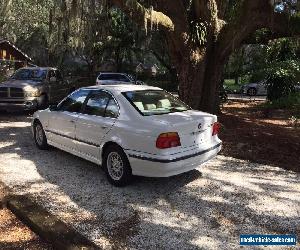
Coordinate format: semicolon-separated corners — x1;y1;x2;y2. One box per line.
145;110;217;148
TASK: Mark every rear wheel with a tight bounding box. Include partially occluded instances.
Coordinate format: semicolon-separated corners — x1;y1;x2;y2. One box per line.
33;121;48;150
103;145;133;187
247;87;257;96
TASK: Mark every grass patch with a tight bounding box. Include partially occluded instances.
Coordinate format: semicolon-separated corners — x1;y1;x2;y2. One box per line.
224;79;241;93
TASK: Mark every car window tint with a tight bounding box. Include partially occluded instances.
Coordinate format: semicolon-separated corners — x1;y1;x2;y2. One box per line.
83;91;111;116
123;90;190;116
99;74;128;82
117;75;130;82
98;74;106;80
11;69;47;81
58;89;90;112
99;74;114;80
105;98;119;118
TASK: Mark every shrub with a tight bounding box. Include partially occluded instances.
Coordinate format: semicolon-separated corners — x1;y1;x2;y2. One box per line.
265;60;300;101
263;92;300;109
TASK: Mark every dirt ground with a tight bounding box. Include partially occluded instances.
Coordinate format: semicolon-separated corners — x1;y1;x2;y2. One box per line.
0;183;52;250
219;100;300;172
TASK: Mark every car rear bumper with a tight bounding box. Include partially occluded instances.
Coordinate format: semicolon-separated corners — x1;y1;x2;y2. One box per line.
126;141;222;177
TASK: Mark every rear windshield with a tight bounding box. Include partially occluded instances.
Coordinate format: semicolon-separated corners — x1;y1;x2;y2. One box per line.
11;69;47;81
98;74;130;82
123;90;190;116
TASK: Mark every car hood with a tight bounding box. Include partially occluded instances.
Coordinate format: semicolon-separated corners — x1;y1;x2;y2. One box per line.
0;79;43;88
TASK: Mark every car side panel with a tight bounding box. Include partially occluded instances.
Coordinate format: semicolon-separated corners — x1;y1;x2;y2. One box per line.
75;114;116;161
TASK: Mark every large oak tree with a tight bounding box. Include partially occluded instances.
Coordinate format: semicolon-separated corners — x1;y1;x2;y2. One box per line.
111;0;299;113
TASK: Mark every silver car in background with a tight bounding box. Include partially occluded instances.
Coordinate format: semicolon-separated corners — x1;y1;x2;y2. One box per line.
241;80;300;96
241;81;267;96
96;72;144;85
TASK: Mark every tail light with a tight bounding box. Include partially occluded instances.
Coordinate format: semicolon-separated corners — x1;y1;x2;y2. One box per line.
156;132;181;149
212;122;221;136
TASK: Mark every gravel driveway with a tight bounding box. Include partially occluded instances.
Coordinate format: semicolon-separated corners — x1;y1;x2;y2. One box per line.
0;114;299;249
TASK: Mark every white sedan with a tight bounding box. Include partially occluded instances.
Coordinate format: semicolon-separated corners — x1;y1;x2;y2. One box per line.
32;85;222;186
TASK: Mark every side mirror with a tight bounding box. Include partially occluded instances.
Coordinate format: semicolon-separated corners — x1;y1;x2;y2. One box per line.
49;104;58;111
50;76;57;83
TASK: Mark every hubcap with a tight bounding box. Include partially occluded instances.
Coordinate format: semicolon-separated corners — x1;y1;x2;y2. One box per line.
249;89;256;96
35;124;44;146
107;152;124;181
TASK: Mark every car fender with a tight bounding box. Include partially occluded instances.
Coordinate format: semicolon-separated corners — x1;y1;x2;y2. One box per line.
32;110;50;130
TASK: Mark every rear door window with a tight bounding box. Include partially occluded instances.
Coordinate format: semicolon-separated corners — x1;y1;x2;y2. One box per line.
82;91;119;118
105;98;119;118
57;89;90;113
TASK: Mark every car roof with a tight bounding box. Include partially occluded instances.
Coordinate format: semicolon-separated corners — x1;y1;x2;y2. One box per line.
81;84;162;94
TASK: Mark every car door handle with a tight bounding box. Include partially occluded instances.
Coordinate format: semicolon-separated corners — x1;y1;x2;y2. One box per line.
69;120;75;123
101;126;108;129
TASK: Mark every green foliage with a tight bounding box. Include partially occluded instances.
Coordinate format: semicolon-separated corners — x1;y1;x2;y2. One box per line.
264;39;300;101
263;92;300;109
226;37;300;102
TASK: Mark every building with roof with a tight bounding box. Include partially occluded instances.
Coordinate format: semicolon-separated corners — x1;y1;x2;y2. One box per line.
0;39;33;70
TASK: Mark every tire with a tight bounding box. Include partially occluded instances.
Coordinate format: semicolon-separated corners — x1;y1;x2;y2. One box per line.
38;94;49;109
103;145;133;187
33;121;49;150
247;87;257;96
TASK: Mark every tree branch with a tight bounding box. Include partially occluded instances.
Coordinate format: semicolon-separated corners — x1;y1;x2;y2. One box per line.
110;0;174;31
217;0;300;61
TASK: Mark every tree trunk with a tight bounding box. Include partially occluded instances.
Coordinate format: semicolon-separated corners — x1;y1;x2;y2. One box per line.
168;37;225;114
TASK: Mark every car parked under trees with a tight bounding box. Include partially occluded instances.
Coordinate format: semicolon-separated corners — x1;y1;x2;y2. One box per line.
32;84;222;186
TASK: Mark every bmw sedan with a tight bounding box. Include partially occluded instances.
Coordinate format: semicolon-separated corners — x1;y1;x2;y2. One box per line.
32;85;222;186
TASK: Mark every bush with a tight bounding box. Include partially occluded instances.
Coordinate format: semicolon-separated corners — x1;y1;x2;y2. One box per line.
266;75;297;101
263;92;300;109
265;60;300;101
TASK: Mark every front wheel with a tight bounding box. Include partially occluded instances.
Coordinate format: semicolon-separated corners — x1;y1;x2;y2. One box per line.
103;145;133;187
33;121;48;150
247;87;257;96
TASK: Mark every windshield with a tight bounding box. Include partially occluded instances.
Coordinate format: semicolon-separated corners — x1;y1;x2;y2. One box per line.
123;90;191;116
11;69;47;81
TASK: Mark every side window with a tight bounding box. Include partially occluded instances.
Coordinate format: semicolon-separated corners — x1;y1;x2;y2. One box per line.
58;89;89;112
105;98;119;118
83;91;111;116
